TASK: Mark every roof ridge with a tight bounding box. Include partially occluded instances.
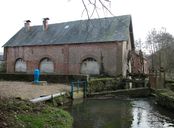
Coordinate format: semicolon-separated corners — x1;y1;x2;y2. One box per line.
30;15;131;28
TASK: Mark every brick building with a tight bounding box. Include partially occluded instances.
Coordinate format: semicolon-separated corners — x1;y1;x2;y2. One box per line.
131;50;149;75
3;15;134;77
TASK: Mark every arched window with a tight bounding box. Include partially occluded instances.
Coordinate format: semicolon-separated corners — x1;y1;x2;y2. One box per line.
80;57;100;75
40;58;54;73
15;58;27;72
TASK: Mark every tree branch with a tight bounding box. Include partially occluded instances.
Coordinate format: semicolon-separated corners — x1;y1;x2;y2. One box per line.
80;0;113;19
81;0;90;19
98;0;114;16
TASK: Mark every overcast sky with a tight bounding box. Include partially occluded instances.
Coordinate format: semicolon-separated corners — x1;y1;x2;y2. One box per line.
0;0;174;53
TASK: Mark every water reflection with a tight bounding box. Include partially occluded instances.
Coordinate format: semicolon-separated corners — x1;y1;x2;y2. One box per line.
66;98;174;128
131;99;174;128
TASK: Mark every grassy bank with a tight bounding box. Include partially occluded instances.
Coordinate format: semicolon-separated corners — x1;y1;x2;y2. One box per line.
0;97;73;128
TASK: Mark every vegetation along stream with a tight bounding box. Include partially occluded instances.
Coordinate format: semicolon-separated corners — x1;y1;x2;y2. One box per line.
66;98;174;128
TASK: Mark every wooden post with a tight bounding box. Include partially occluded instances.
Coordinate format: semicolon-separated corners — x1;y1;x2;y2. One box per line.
70;82;74;99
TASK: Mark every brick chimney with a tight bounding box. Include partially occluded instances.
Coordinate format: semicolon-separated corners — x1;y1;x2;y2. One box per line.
43;18;49;31
24;20;31;31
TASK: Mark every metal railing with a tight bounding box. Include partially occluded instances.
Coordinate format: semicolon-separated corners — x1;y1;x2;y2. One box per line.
70;80;87;99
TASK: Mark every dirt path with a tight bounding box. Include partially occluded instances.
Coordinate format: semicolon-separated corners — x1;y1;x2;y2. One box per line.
0;81;70;100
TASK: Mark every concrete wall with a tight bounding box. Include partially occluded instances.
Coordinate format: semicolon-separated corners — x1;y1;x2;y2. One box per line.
4;41;124;76
0;73;87;83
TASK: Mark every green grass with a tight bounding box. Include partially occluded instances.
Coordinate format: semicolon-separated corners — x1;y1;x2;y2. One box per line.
0;98;73;128
18;107;73;128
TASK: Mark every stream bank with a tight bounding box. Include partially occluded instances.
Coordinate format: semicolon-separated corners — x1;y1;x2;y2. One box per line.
0;97;73;128
154;89;174;110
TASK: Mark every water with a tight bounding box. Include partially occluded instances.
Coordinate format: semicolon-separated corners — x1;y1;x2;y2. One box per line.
66;98;174;128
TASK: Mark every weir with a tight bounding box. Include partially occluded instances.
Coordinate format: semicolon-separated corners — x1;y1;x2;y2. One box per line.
88;87;151;98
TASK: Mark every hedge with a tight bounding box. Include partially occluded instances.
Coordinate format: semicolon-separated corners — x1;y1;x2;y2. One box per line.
88;78;119;93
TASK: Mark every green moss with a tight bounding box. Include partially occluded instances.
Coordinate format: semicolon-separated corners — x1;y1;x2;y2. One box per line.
88;78;118;93
155;89;174;109
156;89;174;97
165;81;174;92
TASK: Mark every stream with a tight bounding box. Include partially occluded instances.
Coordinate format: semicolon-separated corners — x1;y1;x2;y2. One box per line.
66;98;174;128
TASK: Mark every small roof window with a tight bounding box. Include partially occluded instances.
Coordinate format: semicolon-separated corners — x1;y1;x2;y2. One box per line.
64;25;69;29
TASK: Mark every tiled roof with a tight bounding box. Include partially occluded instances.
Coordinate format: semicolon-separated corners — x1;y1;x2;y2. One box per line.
3;15;134;47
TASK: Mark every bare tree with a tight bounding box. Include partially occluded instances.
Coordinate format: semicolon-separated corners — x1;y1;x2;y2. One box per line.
81;0;113;18
135;39;143;51
69;0;113;19
146;28;173;54
145;28;174;72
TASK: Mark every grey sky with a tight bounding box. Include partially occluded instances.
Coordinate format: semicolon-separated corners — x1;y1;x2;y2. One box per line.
0;0;174;52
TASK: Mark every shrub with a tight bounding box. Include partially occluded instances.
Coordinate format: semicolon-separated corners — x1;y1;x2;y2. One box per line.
88;78;118;93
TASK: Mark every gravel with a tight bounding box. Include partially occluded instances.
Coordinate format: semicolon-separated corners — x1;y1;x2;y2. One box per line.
0;81;70;100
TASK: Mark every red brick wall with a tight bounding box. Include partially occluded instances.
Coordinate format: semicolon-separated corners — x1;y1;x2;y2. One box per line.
131;53;142;74
5;42;123;76
131;51;149;74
